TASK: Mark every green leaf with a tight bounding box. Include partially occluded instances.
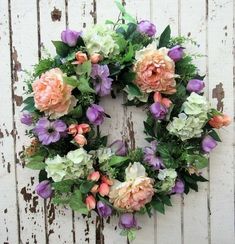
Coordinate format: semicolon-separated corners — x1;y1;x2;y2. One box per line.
77;77;95;93
52;41;70;57
144;121;155;137
209;130;222;142
109;155;129;166
161;195;172;206
122;43;134;62
26;161;45;170
69;105;83;118
52;179;74;193
63;75;78;87
80;181;95;194
75;60;92;76
185;154;208;169
157;144;176;168
125;82;141;97
115;0;126;13
105;20;115;25
127;229;136;241
23;96;34;105
158;25;171;48
39;170;48;182
69;189;88;214
151;199;165;214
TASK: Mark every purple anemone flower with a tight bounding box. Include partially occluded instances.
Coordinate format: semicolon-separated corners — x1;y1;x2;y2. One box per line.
86;104;105;126
34;118;67;145
35;180;53;199
61;29;82;47
119;213;138;230
137;20;156;37
91;64;113;97
97;201;112;218
168;45;184;62
21;113;33;126
202;135;217;153
144;141;164;170
109;140;127;156
171;179;185;194
150;102;168;120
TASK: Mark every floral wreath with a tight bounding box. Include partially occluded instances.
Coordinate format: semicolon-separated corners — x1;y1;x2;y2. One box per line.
21;2;231;241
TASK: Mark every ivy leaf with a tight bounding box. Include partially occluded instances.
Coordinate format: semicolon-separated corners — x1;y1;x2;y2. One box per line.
63;76;78;87
69;190;88;214
125;82;141;97
161;195;172;206
185;154;208;169
157;144;177;168
109;155;129;166
80;181;95;194
158;25;171;48
26;161;45;170
209;130;222;142
77;77;95;93
151;199;165;214
75;60;92;76
52;41;70;57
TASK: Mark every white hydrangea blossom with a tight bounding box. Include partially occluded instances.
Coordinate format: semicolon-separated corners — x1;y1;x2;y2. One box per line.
45;148;93;182
83;24;120;58
167;92;210;141
157;168;177;193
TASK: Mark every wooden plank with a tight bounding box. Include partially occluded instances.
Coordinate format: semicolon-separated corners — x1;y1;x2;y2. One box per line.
0;1;19;243
95;0;128;243
151;1;182;244
10;0;47;243
38;0;74;243
207;1;234;244
124;1;156;244
180;1;209;244
67;1;97;243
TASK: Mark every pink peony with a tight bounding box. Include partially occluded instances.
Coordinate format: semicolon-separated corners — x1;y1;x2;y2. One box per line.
134;45;177;94
32;68;77;118
109;162;154;212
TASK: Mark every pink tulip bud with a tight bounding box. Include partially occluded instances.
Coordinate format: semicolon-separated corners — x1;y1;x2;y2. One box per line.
101;175;113;186
76;123;91;134
98;183;110;197
85;195;96;210
74;134;87;146
90;53;102;64
68;124;78;136
88;171;100;182
161;98;172;108
90;184;99;193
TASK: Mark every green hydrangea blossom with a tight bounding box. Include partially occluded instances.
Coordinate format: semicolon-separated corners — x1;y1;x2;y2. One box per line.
157;168;177;193
45;148;93;182
83;24;120;58
167;93;210;141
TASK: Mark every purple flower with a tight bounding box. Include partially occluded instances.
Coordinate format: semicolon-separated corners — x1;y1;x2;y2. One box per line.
168;45;184;62
35;180;53;199
144;141;164;170
202;135;217;153
97;201;112;218
21;113;33;126
34;118;67;145
91;64;113;97
137;20;156;37
61;29;82;47
150;102;168;120
186;79;205;93
171;179;184;194
86;104;105;126
119;213;137;230
109;140;127;156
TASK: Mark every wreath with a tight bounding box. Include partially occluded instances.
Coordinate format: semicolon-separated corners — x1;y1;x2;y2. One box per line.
21;2;230;241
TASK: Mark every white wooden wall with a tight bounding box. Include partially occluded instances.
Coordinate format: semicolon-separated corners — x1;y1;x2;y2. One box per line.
0;0;234;244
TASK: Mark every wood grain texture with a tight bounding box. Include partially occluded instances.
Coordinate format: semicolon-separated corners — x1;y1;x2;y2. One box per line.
0;0;234;243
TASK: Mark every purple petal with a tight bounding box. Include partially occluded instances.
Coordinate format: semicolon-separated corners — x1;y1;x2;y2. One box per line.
35;180;53;199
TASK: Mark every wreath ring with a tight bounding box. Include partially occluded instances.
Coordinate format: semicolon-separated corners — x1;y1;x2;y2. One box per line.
21;2;230;241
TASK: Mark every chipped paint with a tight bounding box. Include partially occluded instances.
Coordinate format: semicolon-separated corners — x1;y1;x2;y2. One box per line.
127;113;135;150
0;129;3;138
20;187;32;202
51;7;62;22
212;82;224;111
47;203;55;225
12;46;21;82
13;94;23;106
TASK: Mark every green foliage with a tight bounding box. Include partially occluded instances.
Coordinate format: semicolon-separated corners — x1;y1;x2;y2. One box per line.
157;143;178;169
128;148;144;162
79;181;95;194
25;155;45;170
34;58;55;77
115;0;137;23
52;41;70;57
158;25;171;48
22;96;36;113
209;130;222;142
151;195;172;214
69;189;88;214
109;155;129;167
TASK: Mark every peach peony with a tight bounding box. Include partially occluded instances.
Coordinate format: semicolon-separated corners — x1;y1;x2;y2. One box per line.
134;44;178;94
109;162;154;212
32;68;77;118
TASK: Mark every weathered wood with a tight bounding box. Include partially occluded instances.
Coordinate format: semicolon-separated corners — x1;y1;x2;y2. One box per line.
0;0;234;243
0;1;19;243
10;0;47;243
208;1;234;244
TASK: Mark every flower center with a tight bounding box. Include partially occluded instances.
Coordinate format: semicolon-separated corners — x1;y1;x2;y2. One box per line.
47;127;55;134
